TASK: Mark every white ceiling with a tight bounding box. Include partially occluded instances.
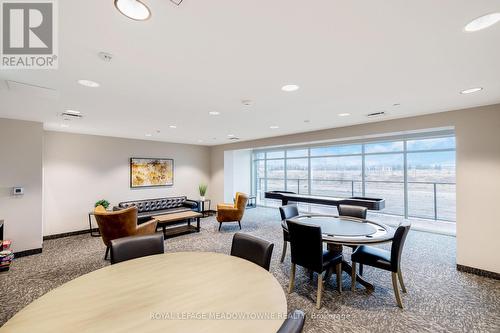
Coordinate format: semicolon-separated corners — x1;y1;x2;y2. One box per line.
1;0;499;146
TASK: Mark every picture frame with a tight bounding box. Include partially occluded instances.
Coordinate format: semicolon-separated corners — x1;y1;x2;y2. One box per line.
130;158;174;188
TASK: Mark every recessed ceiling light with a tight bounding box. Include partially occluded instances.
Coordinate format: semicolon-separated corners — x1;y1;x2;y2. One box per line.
460;87;483;94
208;111;220;116
227;134;235;137
114;0;151;21
464;13;500;32
77;79;100;88
169;125;177;129
61;123;69;128
270;125;279;129
338;113;351;117
64;109;81;115
281;84;299;92
145;133;152;137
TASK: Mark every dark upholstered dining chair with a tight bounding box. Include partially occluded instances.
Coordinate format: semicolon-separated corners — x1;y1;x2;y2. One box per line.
351;222;411;308
338;204;368;219
277;309;305;333
110;233;165;265
230;233;274;271
279;205;299;263
338;204;368;275
287;220;343;309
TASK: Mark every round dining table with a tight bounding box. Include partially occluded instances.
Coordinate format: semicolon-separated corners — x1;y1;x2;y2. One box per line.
288;214;394;290
0;252;287;333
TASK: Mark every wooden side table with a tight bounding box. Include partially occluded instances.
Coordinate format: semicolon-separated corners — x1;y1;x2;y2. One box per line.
198;199;212;217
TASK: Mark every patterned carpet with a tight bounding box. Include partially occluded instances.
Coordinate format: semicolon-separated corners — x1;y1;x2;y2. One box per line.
1;207;499;332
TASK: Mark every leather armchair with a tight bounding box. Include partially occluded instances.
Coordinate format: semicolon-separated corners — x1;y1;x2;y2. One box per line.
216;192;248;231
94;205;157;260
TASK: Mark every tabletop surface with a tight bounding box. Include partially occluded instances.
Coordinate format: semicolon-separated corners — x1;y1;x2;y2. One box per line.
289;215;394;245
153;210;203;222
0;252;287;333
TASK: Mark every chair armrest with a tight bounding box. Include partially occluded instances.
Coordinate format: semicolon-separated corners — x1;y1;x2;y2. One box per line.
184;200;199;210
136;219;157;235
217;203;235;210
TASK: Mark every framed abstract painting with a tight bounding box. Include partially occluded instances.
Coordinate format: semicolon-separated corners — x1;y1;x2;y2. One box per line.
130;158;174;188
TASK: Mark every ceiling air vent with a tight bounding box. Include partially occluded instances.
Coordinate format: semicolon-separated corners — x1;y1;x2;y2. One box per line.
366;111;386;118
60;112;83;120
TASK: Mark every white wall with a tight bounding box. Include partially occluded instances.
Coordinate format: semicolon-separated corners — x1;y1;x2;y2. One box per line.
223;149;251;202
0;118;43;252
210;104;500;274
43;131;210;236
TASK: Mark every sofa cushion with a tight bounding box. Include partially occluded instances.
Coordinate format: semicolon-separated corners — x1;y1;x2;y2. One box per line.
119;197;187;213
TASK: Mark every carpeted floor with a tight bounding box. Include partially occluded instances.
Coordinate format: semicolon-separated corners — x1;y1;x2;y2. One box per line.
1;207;499;332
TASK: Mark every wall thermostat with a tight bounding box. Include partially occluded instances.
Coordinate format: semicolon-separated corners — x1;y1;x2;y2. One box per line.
13;187;24;196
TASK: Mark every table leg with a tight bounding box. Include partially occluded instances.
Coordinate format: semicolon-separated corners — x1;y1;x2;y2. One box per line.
342;261;374;291
188;218;191;228
89;214;101;237
162;225;167;240
327;243;374;291
196;217;200;232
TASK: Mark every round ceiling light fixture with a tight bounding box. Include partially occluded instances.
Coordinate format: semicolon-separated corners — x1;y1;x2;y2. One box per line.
281;84;299;92
169;125;177;129
208;111;220;116
270;125;279;129
460;87;483;94
464;13;500;32
338;113;351;117
77;79;100;88
114;0;151;21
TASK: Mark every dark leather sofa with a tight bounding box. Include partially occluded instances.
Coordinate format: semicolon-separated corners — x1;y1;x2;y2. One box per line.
114;196;198;224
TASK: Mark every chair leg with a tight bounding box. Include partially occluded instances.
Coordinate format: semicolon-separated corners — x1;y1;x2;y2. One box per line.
238;221;241;229
280;241;287;263
104;246;110;261
359;264;364;276
398;269;407;293
218;223;222;231
351;262;357;291
316;272;324;309
288;264;296;294
392;272;403;308
324;266;332;282
336;263;342;293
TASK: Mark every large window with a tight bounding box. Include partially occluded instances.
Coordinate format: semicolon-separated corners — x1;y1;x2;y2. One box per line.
252;135;456;222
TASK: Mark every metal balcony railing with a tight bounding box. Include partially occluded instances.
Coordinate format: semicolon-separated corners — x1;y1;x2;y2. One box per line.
257;177;456;222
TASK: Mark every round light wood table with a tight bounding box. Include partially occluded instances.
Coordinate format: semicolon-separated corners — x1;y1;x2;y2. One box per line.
0;252;287;333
